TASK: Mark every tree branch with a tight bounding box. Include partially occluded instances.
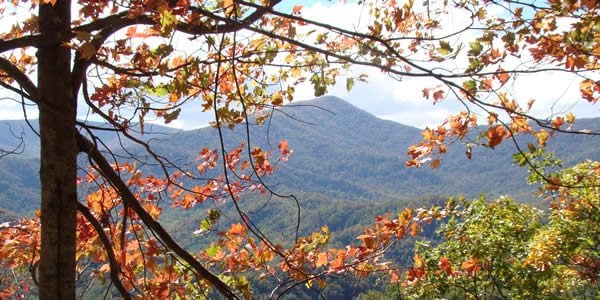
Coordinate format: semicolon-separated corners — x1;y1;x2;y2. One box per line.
76;202;131;299
76;133;240;299
0;35;41;53
0;57;39;101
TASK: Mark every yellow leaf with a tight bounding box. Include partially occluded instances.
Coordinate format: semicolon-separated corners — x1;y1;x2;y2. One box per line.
566;112;575;124
536;129;550;146
414;254;424;268
271;91;284;106
316;252;328;267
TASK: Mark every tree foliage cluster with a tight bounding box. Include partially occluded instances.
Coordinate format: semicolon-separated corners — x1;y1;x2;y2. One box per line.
368;160;600;299
0;0;598;298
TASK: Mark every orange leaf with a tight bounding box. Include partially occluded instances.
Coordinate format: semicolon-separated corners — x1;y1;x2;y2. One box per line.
316;252;328;267
390;271;400;283
566;112;575;124
461;257;480;274
292;5;302;14
229;223;245;236
278;140;291;155
536;129;550;146
421;128;434;141
126;26;137;38
410;222;420;236
430;158;441;169
486;125;507;148
482;78;493;91
169;92;180;102
221;0;233;8
181;193;195;208
565;55;587;71
580;79;599;103
271;91;284;106
495;68;510;84
551;116;564;128
330;254;344;270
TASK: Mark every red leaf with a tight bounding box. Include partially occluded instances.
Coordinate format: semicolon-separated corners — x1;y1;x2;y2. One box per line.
422;88;430;99
438;257;454;275
432;90;445;102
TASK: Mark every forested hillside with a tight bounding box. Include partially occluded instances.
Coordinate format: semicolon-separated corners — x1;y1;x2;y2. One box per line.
1;96;598;218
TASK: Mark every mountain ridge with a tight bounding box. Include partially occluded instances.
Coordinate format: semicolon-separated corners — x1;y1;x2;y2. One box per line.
0;96;599;217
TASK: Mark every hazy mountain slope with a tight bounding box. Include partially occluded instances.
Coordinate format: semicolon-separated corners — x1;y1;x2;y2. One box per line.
0;96;598;217
0;157;39;218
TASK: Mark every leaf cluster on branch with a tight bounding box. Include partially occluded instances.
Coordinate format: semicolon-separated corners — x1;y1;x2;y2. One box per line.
0;0;598;298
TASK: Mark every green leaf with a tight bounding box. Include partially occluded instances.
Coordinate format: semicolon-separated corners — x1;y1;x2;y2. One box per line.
468;41;483;56
463;79;477;92
467;58;481;72
437;41;453;55
159;8;177;34
205;243;220;258
346;77;355;91
199;219;212;232
147;86;169;97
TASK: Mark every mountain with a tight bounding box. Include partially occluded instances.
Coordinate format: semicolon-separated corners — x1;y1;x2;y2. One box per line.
1;96;597;298
154;96;599;203
0;96;599;218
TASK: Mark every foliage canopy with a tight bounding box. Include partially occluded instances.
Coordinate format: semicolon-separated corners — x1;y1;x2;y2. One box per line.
0;0;598;298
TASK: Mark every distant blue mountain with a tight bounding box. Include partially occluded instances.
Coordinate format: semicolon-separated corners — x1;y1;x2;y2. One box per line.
0;96;598;217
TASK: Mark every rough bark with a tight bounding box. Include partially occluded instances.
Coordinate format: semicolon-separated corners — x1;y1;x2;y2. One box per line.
38;0;77;299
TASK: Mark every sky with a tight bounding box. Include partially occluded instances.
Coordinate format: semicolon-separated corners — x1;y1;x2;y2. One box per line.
0;0;598;130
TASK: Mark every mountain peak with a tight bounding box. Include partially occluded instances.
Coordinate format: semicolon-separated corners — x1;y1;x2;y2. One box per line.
294;96;362;113
277;96;378;127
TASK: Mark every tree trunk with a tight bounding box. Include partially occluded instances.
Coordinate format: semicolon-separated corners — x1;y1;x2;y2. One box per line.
38;0;76;299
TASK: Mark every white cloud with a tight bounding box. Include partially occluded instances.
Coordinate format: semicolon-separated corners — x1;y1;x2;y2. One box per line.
293;0;599;129
1;1;598;132
0;92;38;120
378;106;453;129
